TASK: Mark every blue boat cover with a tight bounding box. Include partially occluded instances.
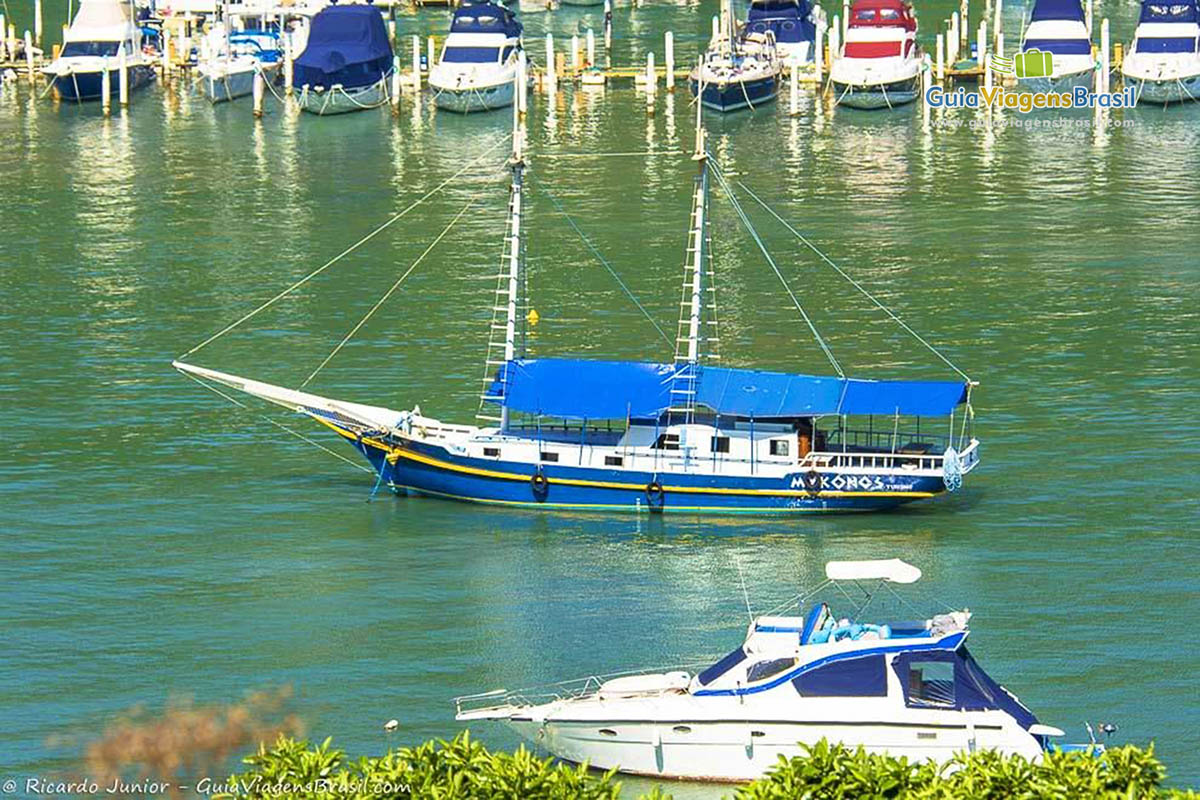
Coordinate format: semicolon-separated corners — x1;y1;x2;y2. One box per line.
747;0;817;43
295;4;392;88
1022;37;1092;53
450;2;522;36
487;358;968;420
1140;0;1198;22
891;647;1038;730
1029;0;1086;21
793;654;889;697
1136;36;1199;51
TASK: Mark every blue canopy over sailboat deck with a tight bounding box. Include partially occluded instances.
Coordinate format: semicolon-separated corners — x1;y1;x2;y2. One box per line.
485;358;968;421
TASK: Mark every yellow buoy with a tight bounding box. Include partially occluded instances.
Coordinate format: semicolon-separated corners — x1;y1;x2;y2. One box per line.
527;309;540;326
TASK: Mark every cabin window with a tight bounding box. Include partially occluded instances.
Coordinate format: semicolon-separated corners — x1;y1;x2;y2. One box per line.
443;46;502;63
906;661;955;707
604;455;624;466
540;451;559;463
855;8;877;19
483;447;500;457
747;657;797;683
654;433;681;451
711;436;730;453
769;439;790;457
793;655;888;697
61;41;122;58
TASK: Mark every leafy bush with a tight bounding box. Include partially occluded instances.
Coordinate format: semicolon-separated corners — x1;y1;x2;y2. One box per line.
736;740;1175;800
216;733;1192;799
216;731;644;800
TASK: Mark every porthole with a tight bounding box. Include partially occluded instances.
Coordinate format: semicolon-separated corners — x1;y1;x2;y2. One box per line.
598;728;618;737
673;725;692;734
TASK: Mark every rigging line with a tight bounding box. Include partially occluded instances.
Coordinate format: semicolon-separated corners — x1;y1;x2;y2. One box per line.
180;371;375;474
300;195;480;389
734;180;973;384
177;134;513;361
709;160;844;378
527;172;674;351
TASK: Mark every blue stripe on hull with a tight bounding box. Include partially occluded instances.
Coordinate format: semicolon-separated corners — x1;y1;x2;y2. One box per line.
353;438;946;514
689;76;778;112
53;66;156;101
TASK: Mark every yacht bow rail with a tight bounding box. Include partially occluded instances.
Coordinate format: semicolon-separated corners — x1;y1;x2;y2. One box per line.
454;659;719;716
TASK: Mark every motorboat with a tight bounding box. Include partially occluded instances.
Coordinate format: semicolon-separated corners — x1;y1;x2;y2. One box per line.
829;0;922;109
456;559;1091;781
1018;0;1095;93
1121;0;1200;104
429;0;523;113
294;3;394;115
43;0;157;102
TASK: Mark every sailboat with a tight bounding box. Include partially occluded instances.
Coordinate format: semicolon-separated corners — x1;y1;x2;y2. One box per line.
1018;0;1095;93
1121;0;1200;104
689;3;783;113
456;559;1093;780
42;0;157;102
829;0;922;109
173;89;980;515
198;19;283;104
429;0;523;113
294;3;394;115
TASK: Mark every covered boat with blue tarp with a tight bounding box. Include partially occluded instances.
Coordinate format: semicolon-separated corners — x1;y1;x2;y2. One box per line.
746;0;818;65
294;2;394;115
456;559;1096;780
173;99;980;515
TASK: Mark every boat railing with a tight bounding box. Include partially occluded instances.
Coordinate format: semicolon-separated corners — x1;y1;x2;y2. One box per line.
803;437;979;472
825;427;953;454
454;659;718;716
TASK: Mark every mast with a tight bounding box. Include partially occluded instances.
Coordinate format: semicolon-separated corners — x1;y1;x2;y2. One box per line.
479;82;526;428
669;91;711;423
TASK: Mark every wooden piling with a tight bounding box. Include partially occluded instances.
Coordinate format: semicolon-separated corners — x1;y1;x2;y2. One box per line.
586;28;595;66
936;32;945;82
101;57;111;114
34;0;42;47
1099;17;1110;93
253;69;264;117
118;47;129;106
23;30;34;82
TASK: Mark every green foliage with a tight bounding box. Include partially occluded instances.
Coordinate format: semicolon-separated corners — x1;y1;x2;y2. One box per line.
216;730;640;800
736;740;1174;800
219;733;1188;800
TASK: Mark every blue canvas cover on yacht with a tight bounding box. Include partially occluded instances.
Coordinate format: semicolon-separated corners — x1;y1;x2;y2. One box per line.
487;358;968;420
294;4;393;89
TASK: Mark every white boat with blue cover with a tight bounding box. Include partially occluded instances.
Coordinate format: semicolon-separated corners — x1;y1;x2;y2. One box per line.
745;0;818;66
689;30;782;112
456;559;1091;781
172;106;981;515
1122;0;1200;104
42;0;156;102
429;0;523;113
294;3;394;115
1018;0;1095;94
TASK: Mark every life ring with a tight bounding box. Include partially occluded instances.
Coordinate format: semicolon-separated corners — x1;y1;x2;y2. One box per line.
645;480;665;505
531;471;549;497
802;470;823;497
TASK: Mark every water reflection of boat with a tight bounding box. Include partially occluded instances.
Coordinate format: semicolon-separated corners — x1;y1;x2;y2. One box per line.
830;0;921;109
294;4;394;115
174;98;981;515
43;0;157;102
457;559;1090;781
1122;0;1200;104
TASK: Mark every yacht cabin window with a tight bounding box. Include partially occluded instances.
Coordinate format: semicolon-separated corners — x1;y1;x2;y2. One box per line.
769;439;790;457
793;654;888;697
906;661;955;707
746;657;797;682
653;433;681;451
711;436;731;453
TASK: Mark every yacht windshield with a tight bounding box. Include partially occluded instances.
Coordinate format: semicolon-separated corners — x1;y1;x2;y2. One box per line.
443;46;501;63
61;41;123;57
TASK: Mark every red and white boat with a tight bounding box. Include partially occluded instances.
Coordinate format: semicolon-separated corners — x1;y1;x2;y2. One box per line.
829;0;923;109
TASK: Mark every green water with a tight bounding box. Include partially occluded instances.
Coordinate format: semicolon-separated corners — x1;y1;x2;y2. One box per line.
2;0;1199;794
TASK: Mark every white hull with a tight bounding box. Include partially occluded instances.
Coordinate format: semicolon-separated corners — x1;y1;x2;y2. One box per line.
508;712;1042;781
